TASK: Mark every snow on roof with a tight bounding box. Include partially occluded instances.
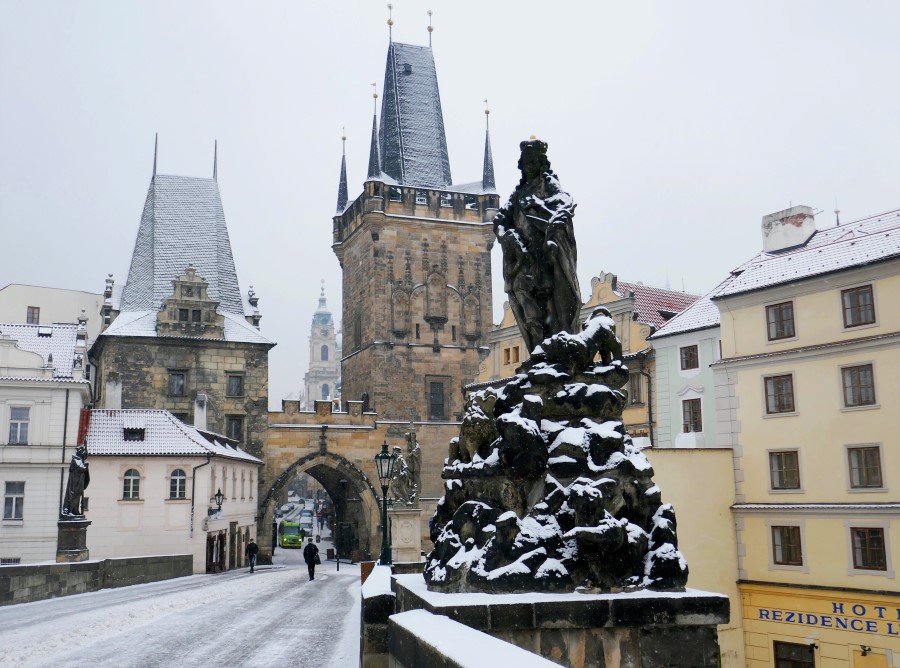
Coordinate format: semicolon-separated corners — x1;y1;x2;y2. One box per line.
99;309;273;345
712;208;900;299
613;281;699;330
87;409;261;463
649;292;721;339
0;322;79;377
120;175;245;316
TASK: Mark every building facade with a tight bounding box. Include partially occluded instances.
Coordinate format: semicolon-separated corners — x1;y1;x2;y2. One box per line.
84;408;261;574
303;284;341;405
0;321;91;564
0;284;104;343
89;169;275;459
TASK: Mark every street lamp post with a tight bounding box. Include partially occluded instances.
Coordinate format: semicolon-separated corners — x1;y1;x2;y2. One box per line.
374;440;395;565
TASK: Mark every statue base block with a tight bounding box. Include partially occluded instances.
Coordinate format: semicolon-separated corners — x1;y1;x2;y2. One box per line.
389;508;423;563
56;517;91;563
393;574;729;668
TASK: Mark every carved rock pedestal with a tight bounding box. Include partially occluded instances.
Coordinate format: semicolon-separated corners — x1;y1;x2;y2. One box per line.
394;574;729;668
57;517;91;562
389;508;423;563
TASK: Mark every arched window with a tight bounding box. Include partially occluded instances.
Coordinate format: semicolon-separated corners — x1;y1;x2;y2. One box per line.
322;384;330;399
170;469;186;499
321;345;329;361
123;469;141;500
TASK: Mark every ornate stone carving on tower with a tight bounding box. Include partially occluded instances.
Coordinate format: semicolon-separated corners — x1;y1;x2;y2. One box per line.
304;281;341;406
333;39;498;423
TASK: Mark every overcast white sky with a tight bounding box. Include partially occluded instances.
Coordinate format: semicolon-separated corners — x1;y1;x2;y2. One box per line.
1;1;898;409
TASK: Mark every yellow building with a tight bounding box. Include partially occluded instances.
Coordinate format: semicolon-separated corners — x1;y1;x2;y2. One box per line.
480;271;697;443
711;206;900;666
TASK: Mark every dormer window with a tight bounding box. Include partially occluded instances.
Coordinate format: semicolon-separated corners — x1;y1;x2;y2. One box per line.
37;326;52;337
123;428;145;441
439;193;452;207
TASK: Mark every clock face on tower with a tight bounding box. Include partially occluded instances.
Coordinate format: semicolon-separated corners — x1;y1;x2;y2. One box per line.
321;329;328;336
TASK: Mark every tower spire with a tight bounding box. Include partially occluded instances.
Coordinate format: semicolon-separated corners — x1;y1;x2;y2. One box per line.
482;101;495;192
387;4;394;42
152;133;158;178
367;86;382;181
336;129;349;214
427;10;433;48
213;140;218;181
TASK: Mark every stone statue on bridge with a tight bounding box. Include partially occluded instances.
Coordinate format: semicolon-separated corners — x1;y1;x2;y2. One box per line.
62;445;90;517
388;427;422;507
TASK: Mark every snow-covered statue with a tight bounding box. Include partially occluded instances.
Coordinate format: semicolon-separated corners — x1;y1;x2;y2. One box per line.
494;138;581;354
62;445;90;517
425;140;688;594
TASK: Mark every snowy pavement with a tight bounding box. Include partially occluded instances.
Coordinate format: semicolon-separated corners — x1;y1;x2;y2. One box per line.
0;539;363;668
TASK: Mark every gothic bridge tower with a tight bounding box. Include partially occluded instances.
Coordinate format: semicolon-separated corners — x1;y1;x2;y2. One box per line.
333;38;497;423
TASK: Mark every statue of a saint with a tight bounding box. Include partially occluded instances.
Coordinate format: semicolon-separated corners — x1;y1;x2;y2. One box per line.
494;139;580;352
388;446;413;505
405;427;422;504
62;446;90;517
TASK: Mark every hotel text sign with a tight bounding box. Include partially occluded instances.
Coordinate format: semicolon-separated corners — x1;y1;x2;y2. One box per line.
757;602;900;637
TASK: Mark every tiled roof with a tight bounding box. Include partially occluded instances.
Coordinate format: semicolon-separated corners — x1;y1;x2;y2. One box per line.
379;42;452;188
0;376;89;384
613;281;699;330
86;409;261;463
99;310;273;345
120;175;245;316
0;323;79;377
649;291;721;339
712;209;900;299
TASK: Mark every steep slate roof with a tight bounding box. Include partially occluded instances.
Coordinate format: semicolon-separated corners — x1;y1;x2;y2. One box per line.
120;175;244;316
379;42;452;188
613;281;699;330
711;208;900;299
0;323;79;377
99;309;273;345
87;409;261;463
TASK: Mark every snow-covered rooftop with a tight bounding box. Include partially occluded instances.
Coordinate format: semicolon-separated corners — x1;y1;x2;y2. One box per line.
87;409;261;463
0;322;80;377
99;309;273;345
612;280;699;330
649;292;721;339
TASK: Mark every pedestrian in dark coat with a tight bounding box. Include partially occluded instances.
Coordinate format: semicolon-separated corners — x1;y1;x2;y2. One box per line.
303;538;319;581
246;540;259;573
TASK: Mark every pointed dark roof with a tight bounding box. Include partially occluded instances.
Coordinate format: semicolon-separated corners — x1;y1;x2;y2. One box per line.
379;42;452;188
119;175;244;316
482;121;496;192
336;148;349;213
366;114;382;181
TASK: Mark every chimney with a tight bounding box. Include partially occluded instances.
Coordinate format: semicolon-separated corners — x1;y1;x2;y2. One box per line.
194;394;208;431
761;205;816;252
104;373;122;410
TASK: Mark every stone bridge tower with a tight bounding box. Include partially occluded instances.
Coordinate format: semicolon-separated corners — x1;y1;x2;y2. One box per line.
333;39;497;424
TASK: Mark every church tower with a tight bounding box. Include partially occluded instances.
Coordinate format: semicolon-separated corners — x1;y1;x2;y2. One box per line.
333;38;498;423
303;282;341;405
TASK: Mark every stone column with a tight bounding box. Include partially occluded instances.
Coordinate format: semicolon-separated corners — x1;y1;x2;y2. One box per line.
57;517;91;562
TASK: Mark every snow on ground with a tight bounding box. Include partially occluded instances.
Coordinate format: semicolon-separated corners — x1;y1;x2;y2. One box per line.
0;535;363;668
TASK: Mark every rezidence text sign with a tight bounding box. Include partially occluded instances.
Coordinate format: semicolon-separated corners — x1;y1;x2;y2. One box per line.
756;602;900;637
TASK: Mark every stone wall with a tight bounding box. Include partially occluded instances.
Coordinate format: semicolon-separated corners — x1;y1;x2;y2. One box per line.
0;554;192;606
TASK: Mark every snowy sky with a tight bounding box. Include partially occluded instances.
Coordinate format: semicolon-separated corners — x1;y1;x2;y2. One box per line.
1;1;898;409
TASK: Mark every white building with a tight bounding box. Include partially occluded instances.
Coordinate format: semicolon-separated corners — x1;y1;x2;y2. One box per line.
0;320;91;564
84;408;262;574
0;284;104;343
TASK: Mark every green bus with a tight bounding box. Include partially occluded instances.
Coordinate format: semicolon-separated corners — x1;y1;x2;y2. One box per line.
278;521;305;548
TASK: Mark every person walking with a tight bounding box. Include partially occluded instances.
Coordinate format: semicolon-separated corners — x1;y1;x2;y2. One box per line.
246;539;259;573
303;538;319;581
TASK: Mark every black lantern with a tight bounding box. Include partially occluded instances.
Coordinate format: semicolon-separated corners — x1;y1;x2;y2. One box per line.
214;488;224;511
374;440;395;564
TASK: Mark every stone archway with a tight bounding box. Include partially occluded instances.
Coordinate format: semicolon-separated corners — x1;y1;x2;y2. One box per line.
257;451;381;562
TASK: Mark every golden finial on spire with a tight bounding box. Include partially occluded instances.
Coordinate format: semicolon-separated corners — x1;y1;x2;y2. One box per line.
387;4;394;41
427;10;433;47
371;82;378;114
529;135;537;140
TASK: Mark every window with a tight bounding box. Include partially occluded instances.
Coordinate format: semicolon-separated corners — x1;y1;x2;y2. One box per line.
123;428;145;441
765;374;795;414
769;451;800;490
3;482;24;520
415;191;427;205
169;469;187;499
226;416;244;442
852;527;886;570
226;374;244;397
628;373;643;404
439;192;452;207
321;345;329;361
679;345;699;370
842;285;875;327
191;309;202;323
178;308;189;322
511;346;520;364
848;446;882;488
169;371;186;396
451;325;457;341
26;306;40;324
415;323;421;339
322;384;330;399
681;399;702;433
429;381;446;421
766;301;795;341
773;641;815;667
772;526;803;565
123;469;141;500
8;407;29;444
353;314;362;350
842;364;876;407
